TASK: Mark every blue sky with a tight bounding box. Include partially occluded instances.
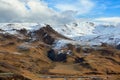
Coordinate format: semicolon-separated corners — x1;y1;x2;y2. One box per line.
44;0;120;18
0;0;120;23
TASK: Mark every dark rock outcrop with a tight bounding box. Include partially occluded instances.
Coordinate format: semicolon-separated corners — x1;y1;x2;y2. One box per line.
116;44;120;50
82;48;93;53
76;47;81;53
47;49;56;61
1;33;16;39
31;25;69;45
17;28;28;36
75;57;85;63
47;49;67;62
56;53;67;62
99;49;114;56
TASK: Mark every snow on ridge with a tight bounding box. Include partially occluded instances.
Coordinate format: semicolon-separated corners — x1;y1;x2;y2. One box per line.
0;23;45;31
0;22;119;35
52;21;96;38
0;23;46;34
52;21;120;49
0;22;120;49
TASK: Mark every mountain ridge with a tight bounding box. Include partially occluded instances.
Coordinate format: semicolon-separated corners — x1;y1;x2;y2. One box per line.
0;22;120;80
1;22;120;49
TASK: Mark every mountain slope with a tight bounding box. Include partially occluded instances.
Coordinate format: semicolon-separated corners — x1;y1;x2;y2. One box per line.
0;22;120;80
51;21;120;49
1;22;120;48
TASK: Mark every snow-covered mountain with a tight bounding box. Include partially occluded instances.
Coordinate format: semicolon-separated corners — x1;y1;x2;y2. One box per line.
52;21;120;48
0;22;120;49
0;23;45;34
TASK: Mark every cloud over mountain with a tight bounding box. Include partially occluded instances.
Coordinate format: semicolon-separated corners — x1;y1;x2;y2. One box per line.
0;0;120;24
0;0;95;24
55;0;95;15
95;17;120;23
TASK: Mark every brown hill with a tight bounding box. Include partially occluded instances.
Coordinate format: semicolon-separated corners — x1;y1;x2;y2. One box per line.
0;25;120;80
30;25;69;45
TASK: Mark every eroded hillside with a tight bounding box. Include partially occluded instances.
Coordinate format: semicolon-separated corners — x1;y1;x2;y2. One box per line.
0;24;120;80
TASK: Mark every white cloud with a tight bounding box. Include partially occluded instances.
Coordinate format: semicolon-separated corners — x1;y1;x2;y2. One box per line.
95;17;120;23
55;0;95;15
0;0;53;23
26;0;57;23
0;0;27;22
0;0;95;24
27;0;55;16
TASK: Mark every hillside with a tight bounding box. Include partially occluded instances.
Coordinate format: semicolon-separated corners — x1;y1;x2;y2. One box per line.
52;22;120;48
0;23;120;80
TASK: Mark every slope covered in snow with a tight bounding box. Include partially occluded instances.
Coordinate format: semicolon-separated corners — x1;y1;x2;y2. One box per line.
52;21;120;49
52;22;95;37
0;22;120;49
0;23;45;34
71;22;120;46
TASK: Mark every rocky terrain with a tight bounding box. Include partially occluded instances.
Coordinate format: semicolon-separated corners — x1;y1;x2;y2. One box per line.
0;23;120;80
